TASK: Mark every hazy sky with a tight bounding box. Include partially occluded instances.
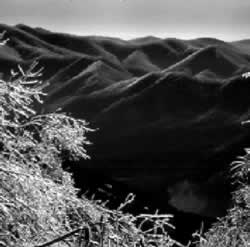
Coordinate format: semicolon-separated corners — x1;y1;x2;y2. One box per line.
1;0;250;40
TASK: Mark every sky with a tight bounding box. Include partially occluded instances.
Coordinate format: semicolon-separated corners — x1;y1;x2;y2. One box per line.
1;0;250;41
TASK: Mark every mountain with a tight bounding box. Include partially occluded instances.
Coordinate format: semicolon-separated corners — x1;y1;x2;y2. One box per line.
164;45;246;78
123;50;160;76
1;24;250;229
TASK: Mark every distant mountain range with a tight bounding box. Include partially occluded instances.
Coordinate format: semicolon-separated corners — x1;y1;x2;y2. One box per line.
1;23;250;224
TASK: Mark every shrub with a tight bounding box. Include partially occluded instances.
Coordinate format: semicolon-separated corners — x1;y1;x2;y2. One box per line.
0;35;177;247
193;71;250;247
195;149;249;247
0;60;96;246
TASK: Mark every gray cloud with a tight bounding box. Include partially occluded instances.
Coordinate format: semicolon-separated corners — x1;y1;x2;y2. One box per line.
0;0;249;40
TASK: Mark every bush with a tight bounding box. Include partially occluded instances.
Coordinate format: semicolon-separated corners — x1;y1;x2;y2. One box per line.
193;101;250;247
0;60;95;246
0;36;177;247
195;149;249;247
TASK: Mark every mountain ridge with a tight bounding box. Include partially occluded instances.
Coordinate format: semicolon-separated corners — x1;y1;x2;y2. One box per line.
1;23;250;221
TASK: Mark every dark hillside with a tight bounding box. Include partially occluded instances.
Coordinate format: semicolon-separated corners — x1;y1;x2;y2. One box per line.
1;23;250;241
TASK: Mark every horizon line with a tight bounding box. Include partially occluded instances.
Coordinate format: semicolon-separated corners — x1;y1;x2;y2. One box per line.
4;22;250;43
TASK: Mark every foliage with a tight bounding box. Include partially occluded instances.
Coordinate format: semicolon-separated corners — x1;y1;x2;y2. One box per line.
0;60;94;247
0;35;178;247
193;124;250;246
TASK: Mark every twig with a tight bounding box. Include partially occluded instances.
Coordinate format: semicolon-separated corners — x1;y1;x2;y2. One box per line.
34;226;90;247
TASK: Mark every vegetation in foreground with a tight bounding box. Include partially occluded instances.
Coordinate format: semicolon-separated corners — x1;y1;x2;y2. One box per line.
194;147;249;247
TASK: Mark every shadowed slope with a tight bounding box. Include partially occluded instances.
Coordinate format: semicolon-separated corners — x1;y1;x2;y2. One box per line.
165;45;249;78
1;23;250;224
